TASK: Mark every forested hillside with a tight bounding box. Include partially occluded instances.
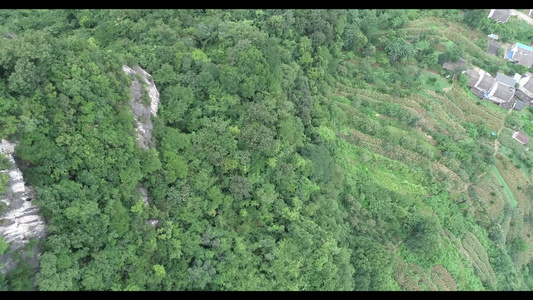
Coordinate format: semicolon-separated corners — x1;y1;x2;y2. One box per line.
1;9;533;291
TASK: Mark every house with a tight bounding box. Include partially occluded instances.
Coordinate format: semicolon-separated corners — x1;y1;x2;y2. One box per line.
518;74;533;98
515;74;533;104
512;131;530;145
464;69;496;99
470;87;486;99
507;43;533;68
465;69;480;88
487;38;502;56
514;89;533;104
488;9;511;23
442;58;467;72
529;9;533;18
495;72;517;87
514;99;525;110
485;73;516;103
475;70;496;94
499;100;516;109
485;82;515;103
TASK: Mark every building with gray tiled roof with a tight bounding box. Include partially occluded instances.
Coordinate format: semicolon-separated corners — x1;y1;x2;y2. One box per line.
476;71;495;92
488;9;511;23
465;69;480;88
514;89;533;104
470;87;485;99
442;58;467;72
486;81;515;103
508;43;533;68
518;74;533;98
514;99;525;110
495;73;516;87
487;38;502;56
499;100;516;109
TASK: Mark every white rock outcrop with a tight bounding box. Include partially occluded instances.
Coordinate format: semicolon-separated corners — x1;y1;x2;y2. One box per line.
122;65;160;149
0;139;46;274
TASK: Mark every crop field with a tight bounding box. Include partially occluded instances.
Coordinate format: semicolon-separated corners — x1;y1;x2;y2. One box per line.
431;264;458;291
472;171;508;220
393;258;424;291
495;156;530;215
492;164;518;208
402;18;507;70
336;137;428;198
498;145;531;179
408;263;439;291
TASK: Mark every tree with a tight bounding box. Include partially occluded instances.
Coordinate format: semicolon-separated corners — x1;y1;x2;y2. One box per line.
6;260;34;291
239;123;276;153
153;264;166;279
385;38;415;64
463;9;489;30
342;23;367;52
404;215;441;263
0;237;7;255
162;150;189;183
7;58;39;96
229;175;252;201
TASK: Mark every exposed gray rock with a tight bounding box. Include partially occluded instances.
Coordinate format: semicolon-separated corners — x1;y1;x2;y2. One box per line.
0;139;46;275
122;65;160;150
147;219;159;227
137;186;150;207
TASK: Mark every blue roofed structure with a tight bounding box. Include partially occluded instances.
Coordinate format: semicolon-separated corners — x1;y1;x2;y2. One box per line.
516;42;533;52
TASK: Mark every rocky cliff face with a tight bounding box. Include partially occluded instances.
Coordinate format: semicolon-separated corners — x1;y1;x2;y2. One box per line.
0;139;46;274
122;65;160;150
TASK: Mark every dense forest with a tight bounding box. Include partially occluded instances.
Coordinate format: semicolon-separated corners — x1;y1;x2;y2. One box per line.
1;9;533;291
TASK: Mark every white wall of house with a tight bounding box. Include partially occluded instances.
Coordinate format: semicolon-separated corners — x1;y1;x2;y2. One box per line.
485;82;504;103
474;70;488;91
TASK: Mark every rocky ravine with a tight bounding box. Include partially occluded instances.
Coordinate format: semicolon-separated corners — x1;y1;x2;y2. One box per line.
0;139;46;275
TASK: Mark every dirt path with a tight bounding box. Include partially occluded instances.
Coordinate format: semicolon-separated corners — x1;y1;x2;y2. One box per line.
511;9;533;26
